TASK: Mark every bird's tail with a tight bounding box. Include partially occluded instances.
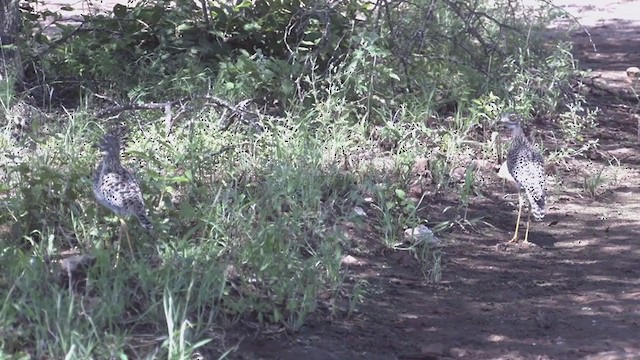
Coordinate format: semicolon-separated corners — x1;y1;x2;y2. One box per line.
137;212;153;231
527;188;545;220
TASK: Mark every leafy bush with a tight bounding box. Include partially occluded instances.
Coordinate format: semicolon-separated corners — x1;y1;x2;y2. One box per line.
18;0;578;121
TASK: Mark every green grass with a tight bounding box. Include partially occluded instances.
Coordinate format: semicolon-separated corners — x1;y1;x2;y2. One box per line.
0;77;591;357
0;70;592;357
0;99;450;358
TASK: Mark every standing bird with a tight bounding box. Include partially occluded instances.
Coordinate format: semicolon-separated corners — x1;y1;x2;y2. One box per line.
500;113;546;244
93;129;152;254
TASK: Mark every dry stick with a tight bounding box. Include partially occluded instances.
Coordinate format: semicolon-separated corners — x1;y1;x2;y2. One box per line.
576;75;640;102
93;95;259;118
94;94;270;124
94;99;187;118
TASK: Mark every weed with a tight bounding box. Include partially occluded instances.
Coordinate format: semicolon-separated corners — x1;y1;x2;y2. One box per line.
583;166;608;198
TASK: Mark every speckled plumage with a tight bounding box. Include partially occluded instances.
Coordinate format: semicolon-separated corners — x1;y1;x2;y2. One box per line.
93;131;152;231
501;113;546;243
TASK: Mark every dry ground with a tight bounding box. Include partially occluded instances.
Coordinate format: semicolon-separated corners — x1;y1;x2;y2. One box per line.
34;0;640;358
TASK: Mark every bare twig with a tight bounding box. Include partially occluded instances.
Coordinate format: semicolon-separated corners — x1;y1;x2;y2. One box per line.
93;94;276;133
94;100;186;118
36;21;89;57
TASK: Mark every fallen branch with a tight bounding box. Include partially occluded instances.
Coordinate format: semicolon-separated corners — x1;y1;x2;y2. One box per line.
93;94;274;133
94;100;185;118
575;75;640;102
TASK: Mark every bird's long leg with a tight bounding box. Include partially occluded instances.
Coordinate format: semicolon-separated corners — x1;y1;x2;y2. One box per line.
119;217;134;255
508;192;524;243
115;218;123;266
523;205;532;244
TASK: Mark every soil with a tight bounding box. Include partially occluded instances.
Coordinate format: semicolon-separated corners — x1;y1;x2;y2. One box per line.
218;2;640;359
37;0;640;358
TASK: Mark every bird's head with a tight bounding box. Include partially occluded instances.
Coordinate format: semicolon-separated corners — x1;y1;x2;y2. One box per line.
95;133;122;157
499;112;522;131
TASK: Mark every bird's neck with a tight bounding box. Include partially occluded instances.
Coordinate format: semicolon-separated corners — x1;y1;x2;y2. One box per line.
511;126;527;143
101;153;122;168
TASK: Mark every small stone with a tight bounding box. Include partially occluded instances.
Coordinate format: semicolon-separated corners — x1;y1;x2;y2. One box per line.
57;254;97;291
404;225;439;246
449;166;467;183
353;206;367;217
412;157;429;175
450;347;468;357
59;254;96;274
341;255;364;266
471;159;493;171
420;343;446;356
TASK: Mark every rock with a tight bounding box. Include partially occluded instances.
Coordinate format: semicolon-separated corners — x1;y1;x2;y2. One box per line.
59;254;96;275
626;66;640;80
353;206;367;217
341;255;365;266
57;254;96;291
449;347;468;357
412;157;430;175
404;225;439;246
449;166;468;183
420;343;447;357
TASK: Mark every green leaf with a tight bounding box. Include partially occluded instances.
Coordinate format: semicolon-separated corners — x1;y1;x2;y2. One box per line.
234;0;253;11
273;307;282;323
243;22;262;32
176;23;194;32
209;6;228;23
179;202;196;219
169;175;190;184
388;71;401;81
362;2;376;10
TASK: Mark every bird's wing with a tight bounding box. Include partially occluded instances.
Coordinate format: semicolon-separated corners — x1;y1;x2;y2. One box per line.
96;172;127;209
120;170;146;204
